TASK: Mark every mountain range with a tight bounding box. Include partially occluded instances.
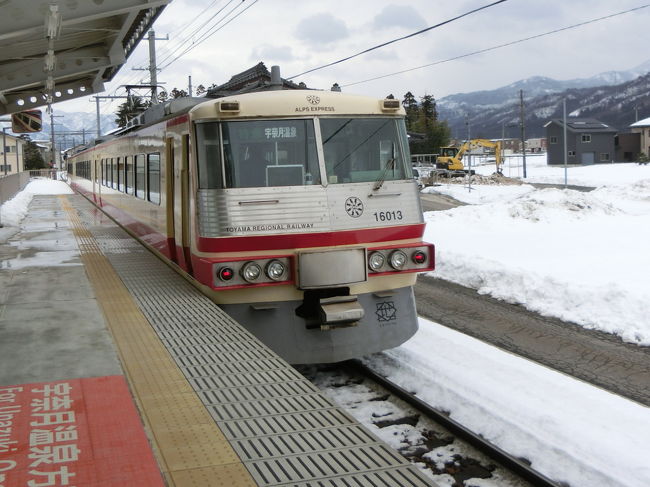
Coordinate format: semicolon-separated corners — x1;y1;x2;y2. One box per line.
24;60;650;146
437;59;650;139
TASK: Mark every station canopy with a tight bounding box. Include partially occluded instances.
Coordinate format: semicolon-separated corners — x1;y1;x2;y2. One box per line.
0;0;170;115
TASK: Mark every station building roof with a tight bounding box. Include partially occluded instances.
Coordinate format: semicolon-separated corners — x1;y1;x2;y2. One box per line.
0;0;169;115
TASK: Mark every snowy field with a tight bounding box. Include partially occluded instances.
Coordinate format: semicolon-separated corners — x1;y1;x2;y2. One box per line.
374;155;650;486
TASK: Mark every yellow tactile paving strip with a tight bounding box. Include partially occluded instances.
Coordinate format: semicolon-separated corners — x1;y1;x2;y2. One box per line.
59;196;256;487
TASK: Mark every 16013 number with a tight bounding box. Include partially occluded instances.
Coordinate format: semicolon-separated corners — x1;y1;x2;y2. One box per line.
373;210;403;222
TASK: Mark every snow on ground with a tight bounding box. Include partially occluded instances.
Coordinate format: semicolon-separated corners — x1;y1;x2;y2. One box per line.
377;155;650;486
364;318;650;487
422;156;650;345
0;178;72;227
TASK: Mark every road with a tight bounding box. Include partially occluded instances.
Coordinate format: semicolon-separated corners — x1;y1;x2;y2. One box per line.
415;189;650;406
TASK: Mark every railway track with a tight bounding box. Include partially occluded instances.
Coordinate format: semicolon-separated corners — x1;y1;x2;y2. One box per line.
297;360;562;487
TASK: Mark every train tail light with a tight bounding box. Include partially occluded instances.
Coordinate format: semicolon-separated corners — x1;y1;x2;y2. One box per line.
412;250;427;265
218;267;235;281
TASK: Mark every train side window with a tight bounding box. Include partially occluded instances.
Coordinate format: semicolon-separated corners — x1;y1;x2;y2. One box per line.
147;152;161;204
135;154;145;199
195;122;223;189
110;158;117;189
117;157;124;192
125;156;134;195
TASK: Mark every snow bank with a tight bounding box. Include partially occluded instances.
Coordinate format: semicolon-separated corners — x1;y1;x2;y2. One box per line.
424;176;650;345
0;179;72;226
367;319;650;487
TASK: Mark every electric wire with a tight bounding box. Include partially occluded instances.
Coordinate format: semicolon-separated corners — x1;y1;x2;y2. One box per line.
341;4;650;88
286;0;509;80
158;0;260;71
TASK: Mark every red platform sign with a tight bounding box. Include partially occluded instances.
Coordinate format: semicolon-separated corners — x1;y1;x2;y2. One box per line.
0;376;163;486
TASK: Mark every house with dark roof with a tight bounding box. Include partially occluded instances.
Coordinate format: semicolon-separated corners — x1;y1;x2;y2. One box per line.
205;62;308;98
544;118;617;165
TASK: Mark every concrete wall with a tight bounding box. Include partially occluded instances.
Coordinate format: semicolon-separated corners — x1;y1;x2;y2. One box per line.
0;171;30;206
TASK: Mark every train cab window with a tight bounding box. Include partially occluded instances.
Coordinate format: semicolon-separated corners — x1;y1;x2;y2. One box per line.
320;118;410;184
199;119;320;189
135;154;145;199
125;156;134;195
147;153;161;204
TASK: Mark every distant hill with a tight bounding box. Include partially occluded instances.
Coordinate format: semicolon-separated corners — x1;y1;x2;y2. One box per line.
437;60;650;139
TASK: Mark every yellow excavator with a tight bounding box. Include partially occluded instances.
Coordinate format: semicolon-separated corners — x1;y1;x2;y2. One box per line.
436;139;503;176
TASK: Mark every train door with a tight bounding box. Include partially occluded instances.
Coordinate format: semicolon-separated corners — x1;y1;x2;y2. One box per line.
180;134;193;273
93;159;99;201
165;137;177;262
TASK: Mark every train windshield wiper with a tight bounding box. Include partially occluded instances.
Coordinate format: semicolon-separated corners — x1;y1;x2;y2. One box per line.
373;158;396;191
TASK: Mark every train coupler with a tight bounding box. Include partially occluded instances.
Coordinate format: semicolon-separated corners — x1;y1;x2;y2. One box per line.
317;295;364;330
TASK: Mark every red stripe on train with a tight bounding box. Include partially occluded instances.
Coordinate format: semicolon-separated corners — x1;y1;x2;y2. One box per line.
197;224;425;252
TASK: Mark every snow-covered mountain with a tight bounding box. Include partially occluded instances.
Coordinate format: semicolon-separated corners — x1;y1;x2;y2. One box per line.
437;60;650;138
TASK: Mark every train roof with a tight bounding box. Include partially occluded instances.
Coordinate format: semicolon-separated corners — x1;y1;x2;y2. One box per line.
190;90;406;120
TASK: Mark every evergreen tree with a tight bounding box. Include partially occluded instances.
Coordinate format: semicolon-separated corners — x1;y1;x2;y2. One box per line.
195;84;206;96
115;96;149;128
404;92;450;154
402;92;419;131
21;136;46;170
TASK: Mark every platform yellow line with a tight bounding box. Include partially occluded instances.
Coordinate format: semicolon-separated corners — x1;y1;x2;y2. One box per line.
60;195;256;487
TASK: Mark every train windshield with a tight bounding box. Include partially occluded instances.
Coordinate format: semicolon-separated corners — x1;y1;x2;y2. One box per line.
320;118;410;184
197;119;321;189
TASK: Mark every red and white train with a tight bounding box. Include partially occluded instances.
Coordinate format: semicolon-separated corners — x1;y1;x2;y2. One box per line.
66;89;434;363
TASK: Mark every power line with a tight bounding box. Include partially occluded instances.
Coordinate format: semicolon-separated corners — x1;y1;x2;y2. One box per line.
286;0;509;80
159;0;260;71
341;4;650;88
155;0;236;67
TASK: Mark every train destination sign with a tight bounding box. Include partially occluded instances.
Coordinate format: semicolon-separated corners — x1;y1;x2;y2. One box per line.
0;376;163;486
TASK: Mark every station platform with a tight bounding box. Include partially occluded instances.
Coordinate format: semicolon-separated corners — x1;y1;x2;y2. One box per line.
0;189;436;486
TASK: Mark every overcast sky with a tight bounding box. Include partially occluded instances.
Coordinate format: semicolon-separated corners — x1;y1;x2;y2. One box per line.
58;0;650;116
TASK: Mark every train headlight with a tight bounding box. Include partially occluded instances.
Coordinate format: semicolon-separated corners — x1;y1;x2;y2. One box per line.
241;262;262;282
218;266;235;282
368;251;385;271
265;260;286;281
412;250;427;265
389;250;407;270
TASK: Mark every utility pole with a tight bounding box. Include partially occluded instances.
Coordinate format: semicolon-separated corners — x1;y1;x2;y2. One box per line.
92;95;128;137
133;30;168;104
519;89;527;178
188;75;192;97
563;98;568;188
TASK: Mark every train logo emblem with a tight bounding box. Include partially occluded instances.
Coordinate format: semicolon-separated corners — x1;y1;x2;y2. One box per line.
345;197;364;218
306;95;320;105
376;301;397;322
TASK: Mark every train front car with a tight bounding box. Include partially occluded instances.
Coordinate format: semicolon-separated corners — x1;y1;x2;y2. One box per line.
189;90;434;364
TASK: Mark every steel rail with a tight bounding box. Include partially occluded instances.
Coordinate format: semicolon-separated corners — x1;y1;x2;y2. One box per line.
345;359;562;487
